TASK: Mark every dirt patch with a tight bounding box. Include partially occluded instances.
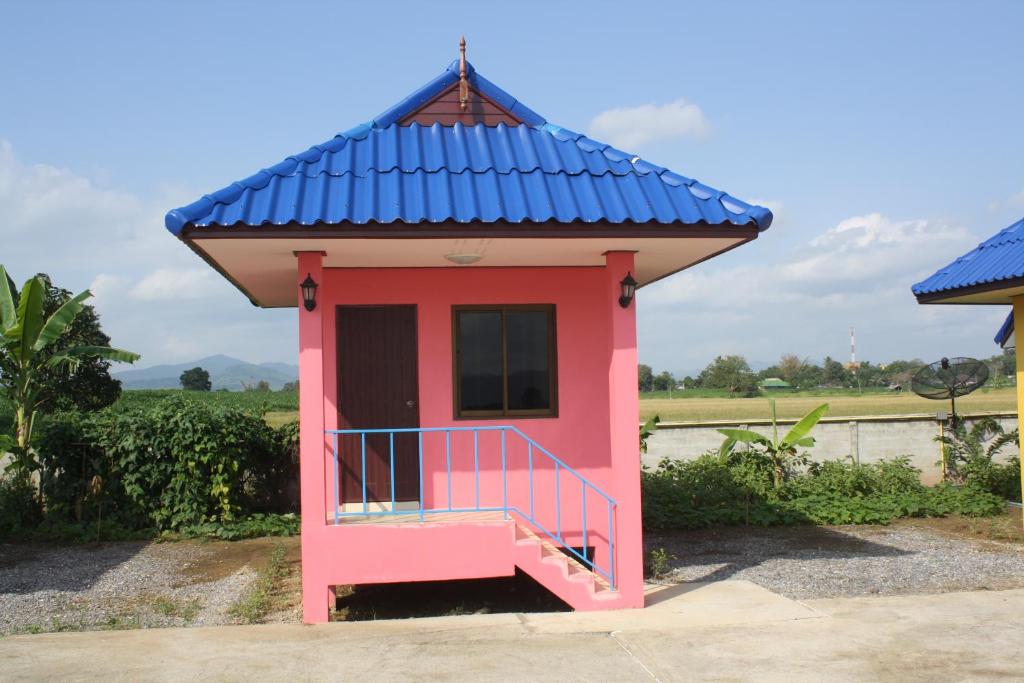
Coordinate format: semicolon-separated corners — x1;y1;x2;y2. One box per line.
262;548;303;623
0;537;300;635
178;536;300;584
893;509;1024;547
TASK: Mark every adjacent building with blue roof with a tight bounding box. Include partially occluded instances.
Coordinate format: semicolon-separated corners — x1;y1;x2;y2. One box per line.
913;217;1024;304
914;214;1024;509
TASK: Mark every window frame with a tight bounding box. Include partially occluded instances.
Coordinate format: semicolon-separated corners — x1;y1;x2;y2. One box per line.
452;304;559;419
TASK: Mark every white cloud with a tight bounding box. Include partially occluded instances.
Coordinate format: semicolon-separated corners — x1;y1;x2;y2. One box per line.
0;140;297;367
638;213;999;373
587;99;711;150
130;268;220;301
88;273;128;306
988;188;1024;212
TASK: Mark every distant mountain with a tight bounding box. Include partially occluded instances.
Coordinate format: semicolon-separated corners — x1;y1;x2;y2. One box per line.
113;355;298;391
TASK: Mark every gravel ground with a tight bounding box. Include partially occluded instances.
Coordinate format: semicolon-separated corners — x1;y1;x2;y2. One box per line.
0;541;257;635
647;523;1024;600
3;524;1022;635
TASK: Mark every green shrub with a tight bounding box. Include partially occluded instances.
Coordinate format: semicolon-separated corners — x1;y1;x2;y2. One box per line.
964;456;1021;503
642;454;1006;531
0;474;42;537
781;457;923;499
170;512;300;541
35;396;298;531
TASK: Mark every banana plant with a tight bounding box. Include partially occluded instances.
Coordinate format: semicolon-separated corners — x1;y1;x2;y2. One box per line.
0;265;139;474
717;400;829;488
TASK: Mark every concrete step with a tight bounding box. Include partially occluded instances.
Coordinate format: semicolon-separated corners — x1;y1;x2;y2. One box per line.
512;521;625;611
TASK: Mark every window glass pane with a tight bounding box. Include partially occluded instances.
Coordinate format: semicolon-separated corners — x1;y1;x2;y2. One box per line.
506;310;551;411
458;311;503;412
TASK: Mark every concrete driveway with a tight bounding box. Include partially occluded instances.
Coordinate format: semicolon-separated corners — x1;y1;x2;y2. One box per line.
2;581;1022;682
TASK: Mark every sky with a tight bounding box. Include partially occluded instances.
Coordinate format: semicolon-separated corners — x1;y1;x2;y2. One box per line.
2;0;1023;374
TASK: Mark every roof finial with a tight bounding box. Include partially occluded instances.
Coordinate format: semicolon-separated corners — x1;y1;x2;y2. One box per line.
459;35;469;111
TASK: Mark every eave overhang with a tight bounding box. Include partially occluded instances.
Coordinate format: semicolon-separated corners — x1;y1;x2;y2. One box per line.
913;275;1024;305
180;220;759;308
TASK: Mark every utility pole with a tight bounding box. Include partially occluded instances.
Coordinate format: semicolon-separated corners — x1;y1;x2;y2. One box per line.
850;326;862;395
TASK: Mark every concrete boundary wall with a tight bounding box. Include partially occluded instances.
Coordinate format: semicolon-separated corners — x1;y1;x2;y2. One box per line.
643;412;1019;485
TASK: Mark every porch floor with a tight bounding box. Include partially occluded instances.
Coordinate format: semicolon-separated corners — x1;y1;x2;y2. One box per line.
326;510;509;525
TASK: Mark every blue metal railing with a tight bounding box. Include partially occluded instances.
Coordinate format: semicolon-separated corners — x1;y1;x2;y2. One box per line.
325;425;618;589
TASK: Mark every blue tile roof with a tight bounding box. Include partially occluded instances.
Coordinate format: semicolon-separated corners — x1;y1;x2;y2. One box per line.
913;217;1024;296
994;311;1013;346
165;60;773;235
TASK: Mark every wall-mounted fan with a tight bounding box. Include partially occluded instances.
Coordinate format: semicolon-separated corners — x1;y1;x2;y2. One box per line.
911;357;989;424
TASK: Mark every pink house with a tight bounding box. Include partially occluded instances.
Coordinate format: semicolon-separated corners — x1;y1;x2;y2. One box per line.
166;44;772;623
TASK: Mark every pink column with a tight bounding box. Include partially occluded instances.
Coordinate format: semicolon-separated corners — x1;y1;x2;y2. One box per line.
296;251;329;623
604;251;645;608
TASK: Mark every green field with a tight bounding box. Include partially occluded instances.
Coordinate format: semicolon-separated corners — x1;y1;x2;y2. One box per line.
639;387;1017;422
70;386;1019;428
115;389;299;415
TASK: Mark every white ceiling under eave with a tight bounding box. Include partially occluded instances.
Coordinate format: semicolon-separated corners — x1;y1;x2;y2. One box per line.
189;234;754;308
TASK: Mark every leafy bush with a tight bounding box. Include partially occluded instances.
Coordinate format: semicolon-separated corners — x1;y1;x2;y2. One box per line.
936;417;1017;484
964;456;1021;503
0;474;42;537
170;513;300;541
642;453;1006;530
35;396;299;531
781;457;923;499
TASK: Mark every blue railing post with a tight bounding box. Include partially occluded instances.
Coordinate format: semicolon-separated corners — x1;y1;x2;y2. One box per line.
418;431;425;522
389;431;396;509
332;432;339;525
581;480;588;564
501;428;507;520
360;432;367;513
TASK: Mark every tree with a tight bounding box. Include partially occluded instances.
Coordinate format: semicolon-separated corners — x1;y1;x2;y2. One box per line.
638;364;654;393
791;362;823;390
180;367;212;391
778;354;805;383
718;400;830;488
935;416;1018;484
33;275;123;411
652;371;675;392
698;355;756;392
0;266;139;474
821;356;849;387
282;380;299;392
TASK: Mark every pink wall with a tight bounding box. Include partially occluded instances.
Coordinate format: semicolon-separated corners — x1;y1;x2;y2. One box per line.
299;257;644;621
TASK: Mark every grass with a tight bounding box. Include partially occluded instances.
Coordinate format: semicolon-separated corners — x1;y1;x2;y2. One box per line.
639;386;1017;422
264;410;299;428
899;508;1024;546
228;542;290;624
151;596;201;622
262;387;1016;425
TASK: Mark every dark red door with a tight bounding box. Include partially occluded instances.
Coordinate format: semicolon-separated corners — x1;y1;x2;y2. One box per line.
336;305;420;504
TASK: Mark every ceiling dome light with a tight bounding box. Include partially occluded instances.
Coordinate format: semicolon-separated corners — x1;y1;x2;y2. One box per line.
444;253;483;265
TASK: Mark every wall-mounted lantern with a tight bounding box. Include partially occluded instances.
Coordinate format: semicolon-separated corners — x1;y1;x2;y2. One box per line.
618;272;637;308
300;273;318;312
